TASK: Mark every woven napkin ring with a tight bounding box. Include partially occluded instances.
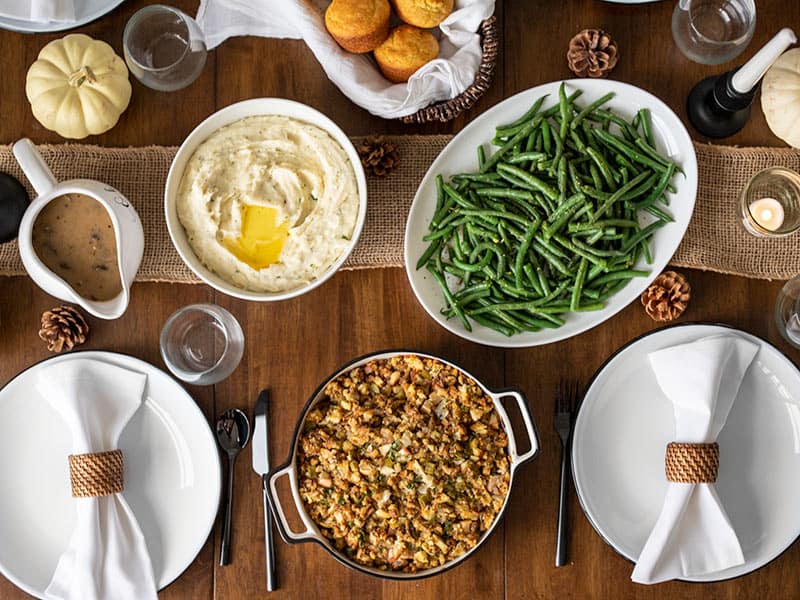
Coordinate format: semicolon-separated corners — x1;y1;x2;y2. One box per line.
68;450;124;498
665;442;719;484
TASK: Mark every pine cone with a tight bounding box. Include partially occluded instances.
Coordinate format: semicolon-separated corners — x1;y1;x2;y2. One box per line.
39;305;89;353
356;136;400;177
641;271;691;322
567;29;619;78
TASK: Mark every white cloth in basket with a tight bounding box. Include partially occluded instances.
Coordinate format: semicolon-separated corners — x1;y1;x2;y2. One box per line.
196;0;495;119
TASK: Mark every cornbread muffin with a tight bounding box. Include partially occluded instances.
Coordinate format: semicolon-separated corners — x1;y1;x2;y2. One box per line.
374;25;440;83
325;0;391;54
391;0;453;28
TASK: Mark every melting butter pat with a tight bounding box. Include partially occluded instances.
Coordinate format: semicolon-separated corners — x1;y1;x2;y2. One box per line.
223;204;289;269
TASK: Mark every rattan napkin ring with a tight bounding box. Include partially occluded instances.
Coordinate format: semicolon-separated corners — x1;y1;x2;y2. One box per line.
665;442;719;484
68;449;124;498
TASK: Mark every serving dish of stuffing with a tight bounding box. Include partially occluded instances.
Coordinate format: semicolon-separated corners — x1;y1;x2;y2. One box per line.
265;351;540;579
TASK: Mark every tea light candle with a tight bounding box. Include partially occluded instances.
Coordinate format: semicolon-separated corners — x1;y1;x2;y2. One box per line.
749;197;785;231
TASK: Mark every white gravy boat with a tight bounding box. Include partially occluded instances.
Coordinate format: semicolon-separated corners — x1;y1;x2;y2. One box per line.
14;139;144;320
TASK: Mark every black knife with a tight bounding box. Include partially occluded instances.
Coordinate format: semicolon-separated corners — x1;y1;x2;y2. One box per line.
252;389;277;591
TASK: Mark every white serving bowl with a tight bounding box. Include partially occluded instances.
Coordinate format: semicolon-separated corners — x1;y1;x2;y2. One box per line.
165;98;367;301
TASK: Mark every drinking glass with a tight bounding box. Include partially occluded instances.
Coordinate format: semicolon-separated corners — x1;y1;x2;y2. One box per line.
123;4;207;92
739;167;800;238
160;304;244;385
776;276;800;349
672;0;756;65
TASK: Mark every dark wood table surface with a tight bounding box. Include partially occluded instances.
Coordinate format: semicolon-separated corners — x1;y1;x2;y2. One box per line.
1;1;799;598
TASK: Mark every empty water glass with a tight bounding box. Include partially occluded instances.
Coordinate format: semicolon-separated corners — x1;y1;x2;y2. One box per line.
776;275;800;349
123;4;207;92
672;0;756;65
160;304;244;385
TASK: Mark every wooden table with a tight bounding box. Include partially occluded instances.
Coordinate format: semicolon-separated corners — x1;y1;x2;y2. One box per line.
1;1;799;598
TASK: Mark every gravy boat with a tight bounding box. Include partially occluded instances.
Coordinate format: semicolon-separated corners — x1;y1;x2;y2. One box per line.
14;139;144;320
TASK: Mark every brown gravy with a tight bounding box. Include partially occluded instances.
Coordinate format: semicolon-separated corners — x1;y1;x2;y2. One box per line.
31;193;122;302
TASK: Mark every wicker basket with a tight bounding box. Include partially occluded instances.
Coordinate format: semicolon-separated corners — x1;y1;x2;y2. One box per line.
400;16;498;124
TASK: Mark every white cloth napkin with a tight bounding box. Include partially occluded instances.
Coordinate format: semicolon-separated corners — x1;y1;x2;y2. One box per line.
0;0;75;23
196;0;495;119
37;359;157;600
631;334;759;584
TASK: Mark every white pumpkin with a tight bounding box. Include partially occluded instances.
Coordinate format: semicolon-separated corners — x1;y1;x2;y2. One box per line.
26;34;132;140
761;48;800;149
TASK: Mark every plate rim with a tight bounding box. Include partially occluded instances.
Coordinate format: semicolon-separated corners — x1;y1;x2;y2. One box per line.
0;349;221;598
571;321;800;583
403;78;698;348
0;0;126;33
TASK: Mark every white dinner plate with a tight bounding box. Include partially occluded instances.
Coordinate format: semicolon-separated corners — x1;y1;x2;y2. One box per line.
0;351;221;598
403;79;698;348
0;0;125;33
572;323;800;581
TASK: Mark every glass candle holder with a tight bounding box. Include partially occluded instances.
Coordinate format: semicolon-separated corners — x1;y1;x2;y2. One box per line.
672;0;756;65
123;4;207;92
739;167;800;238
160;304;244;385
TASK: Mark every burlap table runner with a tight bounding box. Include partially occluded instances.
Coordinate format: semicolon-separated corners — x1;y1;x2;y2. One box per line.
1;138;799;281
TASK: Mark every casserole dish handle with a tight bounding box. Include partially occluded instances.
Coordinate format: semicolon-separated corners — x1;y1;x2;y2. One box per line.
266;462;318;543
491;388;540;469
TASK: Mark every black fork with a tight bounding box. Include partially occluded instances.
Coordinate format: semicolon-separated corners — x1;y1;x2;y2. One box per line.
554;379;581;567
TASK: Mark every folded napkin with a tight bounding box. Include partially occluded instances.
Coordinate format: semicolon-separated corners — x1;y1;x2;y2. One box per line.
631;334;759;584
37;359;157;600
0;0;75;23
196;0;495;119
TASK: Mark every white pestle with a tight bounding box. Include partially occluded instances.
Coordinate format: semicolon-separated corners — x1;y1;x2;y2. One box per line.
731;28;798;94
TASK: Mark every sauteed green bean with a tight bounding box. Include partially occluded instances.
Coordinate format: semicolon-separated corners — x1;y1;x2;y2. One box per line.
416;83;681;336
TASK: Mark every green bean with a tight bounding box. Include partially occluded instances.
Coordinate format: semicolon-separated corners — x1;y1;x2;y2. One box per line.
452;251;493;273
638;108;655;147
572;92;615;130
497;164;559;201
621;221;664;253
568;219;640;233
533;241;572;277
571;258;589;311
522;263;544;296
644;204;674;223
481;115;543;173
640;237;653;265
591;171;651;222
508;151;547;164
541;120;552;154
514;218;542;289
631;163;676;211
416;238;442;270
541;89;583;117
552;234;608;269
468;311;516;336
593;129;669;173
428;264;471;331
434;175;445;215
590;269;650;287
475;187;535;201
498;95;547;132
586;147;617;190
